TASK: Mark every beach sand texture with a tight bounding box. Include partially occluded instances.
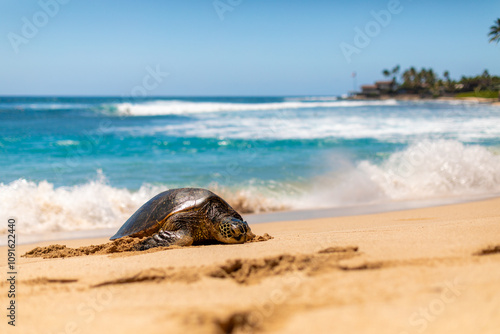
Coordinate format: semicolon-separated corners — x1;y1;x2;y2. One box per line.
1;197;500;334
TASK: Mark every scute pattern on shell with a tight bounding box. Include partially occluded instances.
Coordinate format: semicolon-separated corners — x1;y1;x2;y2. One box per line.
110;188;221;240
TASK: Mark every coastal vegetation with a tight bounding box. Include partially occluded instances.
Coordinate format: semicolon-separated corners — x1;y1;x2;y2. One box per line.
359;66;500;99
359;18;500;99
455;90;499;99
388;67;499;97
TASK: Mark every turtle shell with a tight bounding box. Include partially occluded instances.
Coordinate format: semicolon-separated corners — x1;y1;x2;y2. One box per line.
110;188;222;240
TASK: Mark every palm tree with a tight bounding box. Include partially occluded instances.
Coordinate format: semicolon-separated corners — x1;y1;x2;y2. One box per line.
417;68;427;90
382;65;400;92
443;71;450;81
402;69;411;89
489;18;500;43
443;71;451;91
490;20;500;100
481;69;492;90
409;67;417;90
391;65;400;85
427;69;436;86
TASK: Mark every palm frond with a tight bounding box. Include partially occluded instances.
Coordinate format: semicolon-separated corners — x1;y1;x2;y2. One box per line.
488;18;500;43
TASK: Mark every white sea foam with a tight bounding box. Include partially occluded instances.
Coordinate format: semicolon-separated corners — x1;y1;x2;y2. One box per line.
0;103;91;110
55;140;80;146
299;140;500;208
109;99;398;116
118;111;500;141
0;173;165;235
105;100;500;141
284;96;339;101
0;176;286;235
1;141;499;235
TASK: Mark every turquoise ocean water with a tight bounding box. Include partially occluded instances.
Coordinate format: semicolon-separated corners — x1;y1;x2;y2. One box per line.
1;96;500;234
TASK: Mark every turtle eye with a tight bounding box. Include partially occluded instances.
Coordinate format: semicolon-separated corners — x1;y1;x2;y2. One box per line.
230;224;243;237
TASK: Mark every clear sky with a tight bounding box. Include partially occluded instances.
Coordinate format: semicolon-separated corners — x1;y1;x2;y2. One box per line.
1;0;499;96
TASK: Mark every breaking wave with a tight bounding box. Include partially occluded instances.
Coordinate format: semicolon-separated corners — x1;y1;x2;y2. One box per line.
104;99;398;116
114;110;500;141
1;140;499;235
0;176;287;235
301;140;500;208
0;103;91;110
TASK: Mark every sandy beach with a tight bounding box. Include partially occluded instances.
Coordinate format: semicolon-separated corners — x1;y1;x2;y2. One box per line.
1;197;499;334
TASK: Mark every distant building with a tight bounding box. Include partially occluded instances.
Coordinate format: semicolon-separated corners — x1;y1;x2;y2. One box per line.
374;80;395;93
359;80;395;97
360;84;380;97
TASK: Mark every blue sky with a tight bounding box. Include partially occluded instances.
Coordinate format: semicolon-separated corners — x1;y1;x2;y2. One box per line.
1;0;499;96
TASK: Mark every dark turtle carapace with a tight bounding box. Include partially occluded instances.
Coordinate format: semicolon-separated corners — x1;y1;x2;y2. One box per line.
110;188;255;250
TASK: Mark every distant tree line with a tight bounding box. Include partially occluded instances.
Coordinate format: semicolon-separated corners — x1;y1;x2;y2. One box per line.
380;65;500;97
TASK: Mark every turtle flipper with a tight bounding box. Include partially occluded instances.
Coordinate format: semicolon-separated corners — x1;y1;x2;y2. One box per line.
135;230;193;251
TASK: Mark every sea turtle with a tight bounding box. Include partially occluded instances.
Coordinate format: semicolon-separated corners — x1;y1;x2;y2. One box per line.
110;188;255;250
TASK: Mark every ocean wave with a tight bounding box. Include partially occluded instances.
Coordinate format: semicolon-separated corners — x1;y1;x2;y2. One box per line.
0;175;287;235
117;112;500;141
1;140;499;235
104;99;398;116
300;140;500;208
55;140;80;146
367;140;500;199
0;174;159;235
0;103;91;110
284;96;339;101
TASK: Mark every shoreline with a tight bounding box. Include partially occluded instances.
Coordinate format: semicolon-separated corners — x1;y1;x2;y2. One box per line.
1;197;499;333
348;94;500;105
3;193;498;246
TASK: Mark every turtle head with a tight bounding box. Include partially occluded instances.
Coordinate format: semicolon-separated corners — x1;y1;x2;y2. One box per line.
217;217;255;244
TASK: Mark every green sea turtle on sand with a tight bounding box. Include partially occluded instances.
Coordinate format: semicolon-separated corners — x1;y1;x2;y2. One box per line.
110;188;255;250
